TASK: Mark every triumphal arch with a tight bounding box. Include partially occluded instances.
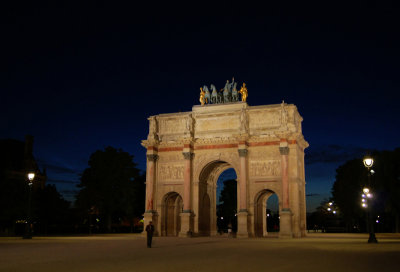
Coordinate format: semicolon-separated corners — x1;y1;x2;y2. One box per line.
142;82;308;238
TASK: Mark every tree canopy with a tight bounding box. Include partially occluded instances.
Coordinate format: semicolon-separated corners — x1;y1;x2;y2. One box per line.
332;148;400;232
76;146;144;232
216;179;237;232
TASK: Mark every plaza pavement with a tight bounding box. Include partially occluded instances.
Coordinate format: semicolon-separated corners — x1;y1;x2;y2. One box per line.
1;233;399;272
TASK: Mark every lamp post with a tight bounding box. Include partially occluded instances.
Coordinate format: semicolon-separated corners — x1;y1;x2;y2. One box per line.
362;156;377;243
23;172;35;239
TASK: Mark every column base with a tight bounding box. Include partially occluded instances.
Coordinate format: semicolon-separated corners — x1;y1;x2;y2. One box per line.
236;210;249;238
279;209;293;239
179;211;193;237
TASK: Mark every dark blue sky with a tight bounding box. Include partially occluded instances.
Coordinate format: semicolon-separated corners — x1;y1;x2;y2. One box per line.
2;1;399;211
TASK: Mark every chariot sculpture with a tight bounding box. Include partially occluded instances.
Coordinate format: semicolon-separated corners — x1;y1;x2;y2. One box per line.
199;78;248;105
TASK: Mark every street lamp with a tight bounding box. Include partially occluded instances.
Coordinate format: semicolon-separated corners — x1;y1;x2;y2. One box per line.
23;172;35;239
362;155;377;243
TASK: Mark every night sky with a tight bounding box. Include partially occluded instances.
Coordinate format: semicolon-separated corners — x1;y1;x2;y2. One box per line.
2;1;399;211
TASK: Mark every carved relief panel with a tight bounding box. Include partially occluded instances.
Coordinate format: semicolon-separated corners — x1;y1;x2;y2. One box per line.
249;160;281;177
158;164;185;181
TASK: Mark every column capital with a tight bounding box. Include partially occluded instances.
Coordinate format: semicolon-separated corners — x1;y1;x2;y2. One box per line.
147;154;159;162
279;146;289;155
182;152;195;160
238;149;248;157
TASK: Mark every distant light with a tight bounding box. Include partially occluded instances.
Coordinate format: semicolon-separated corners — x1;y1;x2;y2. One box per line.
362;194;366;198
362;199;366;203
370;169;375;174
329;202;333;206
362;203;368;208
363;157;374;168
221;217;223;220
367;193;373;198
267;214;270;217
363;188;370;194
333;211;337;214
327;208;331;211
376;220;379;223
28;173;35;181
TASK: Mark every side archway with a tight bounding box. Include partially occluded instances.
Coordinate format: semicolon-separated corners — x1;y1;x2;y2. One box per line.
254;189;280;237
161;192;183;236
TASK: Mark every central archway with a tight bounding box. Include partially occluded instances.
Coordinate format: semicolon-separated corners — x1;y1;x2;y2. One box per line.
197;160;239;236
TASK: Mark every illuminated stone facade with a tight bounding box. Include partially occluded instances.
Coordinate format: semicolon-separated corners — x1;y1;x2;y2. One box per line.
142;101;308;238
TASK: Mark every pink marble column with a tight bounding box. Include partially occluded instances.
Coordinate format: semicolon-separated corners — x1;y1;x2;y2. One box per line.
182;152;193;212
279;144;290;209
238;149;248;211
146;154;158;211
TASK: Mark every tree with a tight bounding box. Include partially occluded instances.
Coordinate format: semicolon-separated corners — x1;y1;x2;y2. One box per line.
332;149;400;232
217;179;237;232
34;185;71;234
75;146;143;232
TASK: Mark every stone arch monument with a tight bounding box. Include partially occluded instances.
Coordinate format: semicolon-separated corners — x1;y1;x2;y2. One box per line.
142;101;308;238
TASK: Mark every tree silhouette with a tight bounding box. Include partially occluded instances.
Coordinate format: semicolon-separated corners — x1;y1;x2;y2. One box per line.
217;179;237;232
76;146;143;232
332;148;400;232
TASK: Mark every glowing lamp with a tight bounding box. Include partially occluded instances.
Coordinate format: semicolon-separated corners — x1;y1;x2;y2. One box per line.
363;156;374;168
28;173;35;181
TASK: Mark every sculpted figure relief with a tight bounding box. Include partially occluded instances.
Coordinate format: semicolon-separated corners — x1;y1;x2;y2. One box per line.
159;165;185;181
250;160;281;177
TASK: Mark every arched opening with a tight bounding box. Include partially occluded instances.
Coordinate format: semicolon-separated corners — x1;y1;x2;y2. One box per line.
216;168;237;234
198;161;238;236
162;192;183;236
254;190;280;237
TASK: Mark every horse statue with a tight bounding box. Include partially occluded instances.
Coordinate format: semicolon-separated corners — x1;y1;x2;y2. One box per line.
231;82;238;102
239;83;248;102
210;84;218;104
199;87;205;106
223;80;231;103
217;91;223;103
203;85;211;104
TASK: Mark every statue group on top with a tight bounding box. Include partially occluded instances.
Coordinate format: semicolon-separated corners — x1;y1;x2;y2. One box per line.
199;78;248;106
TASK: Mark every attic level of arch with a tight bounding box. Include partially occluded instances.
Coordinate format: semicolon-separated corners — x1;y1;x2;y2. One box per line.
142;102;308;151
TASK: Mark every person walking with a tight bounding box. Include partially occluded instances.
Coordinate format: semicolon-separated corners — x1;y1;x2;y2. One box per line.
145;221;155;248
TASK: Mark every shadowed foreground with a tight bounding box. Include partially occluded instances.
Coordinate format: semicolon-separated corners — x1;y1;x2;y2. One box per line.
1;233;399;272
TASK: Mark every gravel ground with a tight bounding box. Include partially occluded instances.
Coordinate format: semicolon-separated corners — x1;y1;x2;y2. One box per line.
1;233;399;272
